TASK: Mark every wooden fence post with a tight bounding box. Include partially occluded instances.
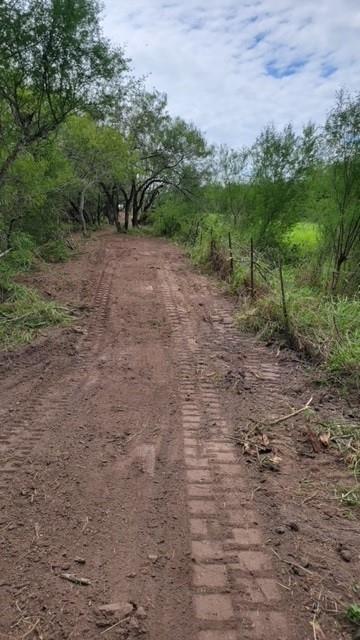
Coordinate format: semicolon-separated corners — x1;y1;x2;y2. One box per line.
228;232;234;276
250;237;255;299
279;256;290;337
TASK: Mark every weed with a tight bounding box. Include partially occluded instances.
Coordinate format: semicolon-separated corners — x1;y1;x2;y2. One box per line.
346;604;360;626
0;236;72;349
236;283;360;388
335;486;360;508
0;281;71;348
315;420;360;478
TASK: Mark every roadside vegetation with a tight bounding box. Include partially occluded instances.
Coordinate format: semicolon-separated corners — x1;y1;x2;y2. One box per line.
0;1;359;391
0;0;208;347
152;91;360;390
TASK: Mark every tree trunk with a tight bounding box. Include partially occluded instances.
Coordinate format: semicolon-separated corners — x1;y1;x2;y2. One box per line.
331;254;346;293
79;189;87;236
97;194;102;227
124;200;131;231
115;215;121;233
132;195;140;227
132;207;139;228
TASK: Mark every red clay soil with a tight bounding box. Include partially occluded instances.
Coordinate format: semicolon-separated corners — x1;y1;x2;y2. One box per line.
0;231;359;640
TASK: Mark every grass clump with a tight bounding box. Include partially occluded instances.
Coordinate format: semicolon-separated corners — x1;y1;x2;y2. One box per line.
346;604;360;626
316;421;360;478
237;280;360;388
0;232;73;349
0;280;71;349
39;239;71;263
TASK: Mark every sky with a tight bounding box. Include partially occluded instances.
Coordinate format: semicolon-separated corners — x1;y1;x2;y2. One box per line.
102;0;360;147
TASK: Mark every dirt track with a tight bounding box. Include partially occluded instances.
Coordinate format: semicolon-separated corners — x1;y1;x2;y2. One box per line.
0;232;359;640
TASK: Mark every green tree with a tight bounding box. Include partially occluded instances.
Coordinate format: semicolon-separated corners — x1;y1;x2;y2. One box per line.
0;0;126;186
111;86;209;229
323;90;360;291
61;116;130;234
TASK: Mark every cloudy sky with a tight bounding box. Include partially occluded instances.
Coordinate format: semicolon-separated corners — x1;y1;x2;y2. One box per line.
102;0;360;147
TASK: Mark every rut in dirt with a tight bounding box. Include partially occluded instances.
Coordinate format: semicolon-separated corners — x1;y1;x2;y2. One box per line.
0;234;358;640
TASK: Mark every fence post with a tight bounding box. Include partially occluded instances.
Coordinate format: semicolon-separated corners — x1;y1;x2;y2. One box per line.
250;237;255;299
228;232;234;277
278;256;290;338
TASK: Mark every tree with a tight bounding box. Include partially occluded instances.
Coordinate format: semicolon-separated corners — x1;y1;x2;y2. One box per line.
61;116;130;234
0;0;126;186
247;123;320;245
323;90;360;291
211;145;250;225
110;86;209;229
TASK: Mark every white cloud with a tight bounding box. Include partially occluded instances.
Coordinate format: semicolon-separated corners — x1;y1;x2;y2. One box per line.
101;0;360;146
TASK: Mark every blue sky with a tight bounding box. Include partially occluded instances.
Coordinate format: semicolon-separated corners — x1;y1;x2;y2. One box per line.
102;0;360;147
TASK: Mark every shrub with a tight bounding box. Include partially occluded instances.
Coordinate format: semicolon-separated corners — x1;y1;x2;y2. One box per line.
39;239;70;263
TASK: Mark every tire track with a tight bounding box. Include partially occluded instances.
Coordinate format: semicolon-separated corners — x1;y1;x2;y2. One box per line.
160;268;293;640
0;256;115;490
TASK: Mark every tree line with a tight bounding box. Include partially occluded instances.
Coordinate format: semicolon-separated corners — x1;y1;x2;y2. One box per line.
1;0;359;298
155;90;360;295
0;0;209;250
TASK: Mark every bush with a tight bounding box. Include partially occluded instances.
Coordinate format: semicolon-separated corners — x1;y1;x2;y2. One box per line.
3;233;38;273
283;222;321;258
39;239;70;263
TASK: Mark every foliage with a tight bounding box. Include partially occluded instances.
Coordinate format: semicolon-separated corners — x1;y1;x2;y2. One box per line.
39;239;71;263
0;0;126;185
0;234;71;348
151;89;359;388
346;604;360;625
284;222;321;258
0;280;71;348
236;278;360;386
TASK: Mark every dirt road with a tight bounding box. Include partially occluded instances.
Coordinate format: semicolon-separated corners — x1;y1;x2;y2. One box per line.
0;233;359;639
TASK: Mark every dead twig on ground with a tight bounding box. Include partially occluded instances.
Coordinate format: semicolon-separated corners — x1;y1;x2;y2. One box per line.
271;548;314;576
100;619;124;635
267;397;313;426
21;618;40;639
81;516;89;533
60;573;91;586
310;588;326;640
302;491;320;505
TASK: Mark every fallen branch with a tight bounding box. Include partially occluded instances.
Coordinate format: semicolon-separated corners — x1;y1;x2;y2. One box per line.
100;619;124;635
21;618;40;639
302;490;320;505
60;572;91;586
267;397;313;426
0;248;12;260
271;548;314;576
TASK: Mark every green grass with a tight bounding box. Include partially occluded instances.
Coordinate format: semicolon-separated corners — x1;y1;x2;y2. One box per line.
38;239;71;263
346;604;360;626
0;280;71;349
236;280;360;388
0;232;73;349
151;206;360;388
284;222;321;256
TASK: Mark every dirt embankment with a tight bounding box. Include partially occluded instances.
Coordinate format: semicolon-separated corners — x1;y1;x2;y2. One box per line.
0;231;359;640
